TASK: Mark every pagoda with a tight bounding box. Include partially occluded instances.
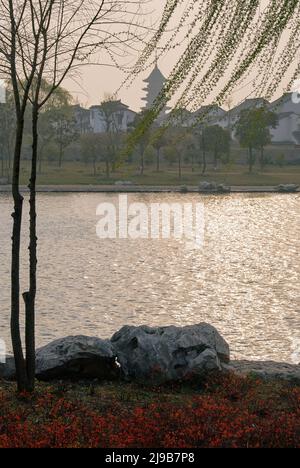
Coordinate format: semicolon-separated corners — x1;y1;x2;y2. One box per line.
141;65;169;119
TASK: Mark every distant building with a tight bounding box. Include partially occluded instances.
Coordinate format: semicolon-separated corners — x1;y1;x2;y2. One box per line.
171;105;227;129
89;100;136;134
222;98;269;139
193;105;227;127
269;94;300;144
142;65;165;110
170;108;193;127
212;95;300;144
141;65;170;121
73;76;300;144
72;105;91;134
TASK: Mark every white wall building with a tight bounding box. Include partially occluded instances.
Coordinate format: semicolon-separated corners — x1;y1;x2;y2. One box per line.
75;65;300;144
269;94;300;144
212;94;300;144
89;101;136;134
192;105;227;127
216;98;269;140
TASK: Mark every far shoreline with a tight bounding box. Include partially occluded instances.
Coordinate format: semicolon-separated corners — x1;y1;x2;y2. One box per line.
0;184;299;194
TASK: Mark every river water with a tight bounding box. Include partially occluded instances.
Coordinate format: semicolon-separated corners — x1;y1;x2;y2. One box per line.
0;192;299;362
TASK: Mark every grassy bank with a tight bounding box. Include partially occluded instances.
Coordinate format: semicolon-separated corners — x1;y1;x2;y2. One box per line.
1;373;299;448
14;161;300;186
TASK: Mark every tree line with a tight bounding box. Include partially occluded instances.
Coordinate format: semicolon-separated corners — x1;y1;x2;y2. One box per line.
1;88;281;183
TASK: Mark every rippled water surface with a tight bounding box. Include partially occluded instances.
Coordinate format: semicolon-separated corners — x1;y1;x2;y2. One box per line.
0;192;299;362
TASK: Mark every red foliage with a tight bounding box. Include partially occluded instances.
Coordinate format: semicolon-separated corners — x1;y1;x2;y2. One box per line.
0;374;299;448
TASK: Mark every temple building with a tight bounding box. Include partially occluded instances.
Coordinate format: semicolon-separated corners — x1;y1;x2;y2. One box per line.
141;64;170;120
89;100;136;134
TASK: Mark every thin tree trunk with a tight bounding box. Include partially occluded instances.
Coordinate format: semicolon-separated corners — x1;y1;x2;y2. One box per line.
23;105;38;392
58;143;63;167
111;147;117;173
8;148;11;170
11;119;28;392
202;150;207;175
178;152;182;181
156;148;160;172
198;152;202;169
249;147;254;173
226;148;230;165
214;150;218;170
201;131;207;175
105;158;110;179
140;150;144;176
260;146;264;170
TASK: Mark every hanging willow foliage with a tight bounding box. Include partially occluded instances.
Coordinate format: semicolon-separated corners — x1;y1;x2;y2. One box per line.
125;0;300;147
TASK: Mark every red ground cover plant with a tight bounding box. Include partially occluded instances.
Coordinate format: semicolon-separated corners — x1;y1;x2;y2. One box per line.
0;373;299;448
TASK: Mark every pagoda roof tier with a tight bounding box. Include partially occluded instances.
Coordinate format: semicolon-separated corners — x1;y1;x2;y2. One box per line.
143;65;166;83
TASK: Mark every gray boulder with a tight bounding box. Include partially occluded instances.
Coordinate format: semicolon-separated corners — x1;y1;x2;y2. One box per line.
0;356;16;380
199;181;231;193
111;323;230;384
276;184;299;193
35;335;119;381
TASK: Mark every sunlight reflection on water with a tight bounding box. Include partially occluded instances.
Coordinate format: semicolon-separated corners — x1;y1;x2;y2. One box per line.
0;192;299;362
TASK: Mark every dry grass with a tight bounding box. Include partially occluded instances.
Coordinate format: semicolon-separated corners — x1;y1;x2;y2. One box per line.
17;161;300;186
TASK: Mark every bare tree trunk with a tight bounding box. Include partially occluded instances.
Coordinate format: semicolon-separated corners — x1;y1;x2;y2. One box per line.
11;120;28;392
214;150;218;170
23;105;38;391
201;131;207;175
140;150;144;176
105;158;110;179
260;146;265;170
111;148;117;173
58;142;63;167
8;148;12;170
225;148;230;165
178;152;182;181
1;152;4;177
249;147;255;173
156;148;160;172
202;150;207;175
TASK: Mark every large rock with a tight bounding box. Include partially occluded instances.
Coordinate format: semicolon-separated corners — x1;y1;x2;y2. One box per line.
35;335;119;381
199;181;231;193
0;356;16;380
276;184;299;193
111;323;230;384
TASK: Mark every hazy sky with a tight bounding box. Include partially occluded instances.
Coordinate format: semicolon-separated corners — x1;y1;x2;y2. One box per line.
64;1;298;112
64;0;166;111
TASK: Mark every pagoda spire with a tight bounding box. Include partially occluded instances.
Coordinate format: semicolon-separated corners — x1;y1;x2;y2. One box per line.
141;63;167;113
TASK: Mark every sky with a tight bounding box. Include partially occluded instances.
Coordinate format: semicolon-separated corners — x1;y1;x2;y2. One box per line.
64;0;173;111
64;0;299;112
